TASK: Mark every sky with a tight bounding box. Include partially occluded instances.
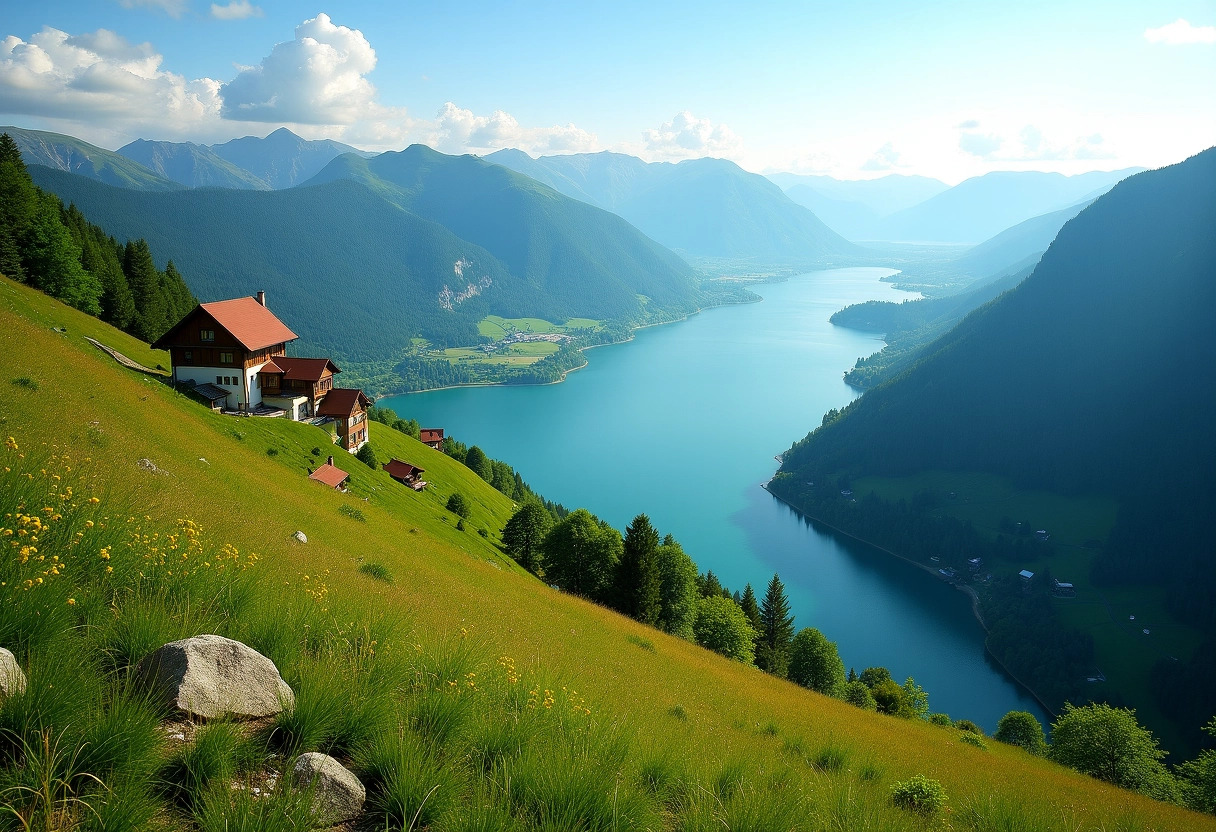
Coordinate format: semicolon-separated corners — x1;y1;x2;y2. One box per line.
1;1;1214;183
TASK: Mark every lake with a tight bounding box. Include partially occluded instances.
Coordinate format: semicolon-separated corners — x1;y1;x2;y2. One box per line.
382;267;1049;730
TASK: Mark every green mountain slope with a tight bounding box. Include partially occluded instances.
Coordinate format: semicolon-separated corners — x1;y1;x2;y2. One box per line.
774;149;1216;750
305;145;703;320
4;126;181;191
117;139;272;190
485;149;858;263
1;276;1212;832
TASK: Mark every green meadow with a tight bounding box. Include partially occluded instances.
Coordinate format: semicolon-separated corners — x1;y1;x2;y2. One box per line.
1;276;1212;831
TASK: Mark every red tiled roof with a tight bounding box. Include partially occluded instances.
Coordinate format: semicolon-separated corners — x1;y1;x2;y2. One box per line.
273;357;340;381
420;428;444;443
308;462;349;489
383;459;424;479
199;297;298;351
259;358;285;374
317;388;370;417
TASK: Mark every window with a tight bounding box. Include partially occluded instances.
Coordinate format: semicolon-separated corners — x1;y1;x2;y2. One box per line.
216;375;222;385
219;352;234;365
200;329;215;342
183;350;193;364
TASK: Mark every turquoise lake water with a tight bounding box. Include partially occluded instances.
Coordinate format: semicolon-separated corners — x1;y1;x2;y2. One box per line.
382;267;1049;730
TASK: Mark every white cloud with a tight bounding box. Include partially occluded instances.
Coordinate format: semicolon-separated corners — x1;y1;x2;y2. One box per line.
117;0;189;18
1144;19;1216;45
640;111;742;161
429;102;599;155
861;142;905;171
0;26;220;131
210;1;263;21
219;13;378;124
958;129;1003;158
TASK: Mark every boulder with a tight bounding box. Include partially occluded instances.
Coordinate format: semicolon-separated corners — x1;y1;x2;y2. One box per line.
0;648;26;698
135;635;294;719
293;530;308;543
293;752;366;826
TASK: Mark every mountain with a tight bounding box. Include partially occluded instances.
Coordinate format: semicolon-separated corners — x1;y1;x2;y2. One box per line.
875;168;1142;243
3;126;180;191
774;149;1216;748
768;173;950;239
485;149;857;263
304;145;702;317
947;200;1090;280
30;148;702;380
210;127;374;189
117;139;271;190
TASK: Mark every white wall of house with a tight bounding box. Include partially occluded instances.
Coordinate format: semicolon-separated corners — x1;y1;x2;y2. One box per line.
176;363;271;410
263;394;309;421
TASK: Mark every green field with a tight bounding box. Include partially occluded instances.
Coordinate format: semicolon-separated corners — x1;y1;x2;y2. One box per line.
477;314;602;340
852;469;1200;753
1;277;1212;831
443;340;560;367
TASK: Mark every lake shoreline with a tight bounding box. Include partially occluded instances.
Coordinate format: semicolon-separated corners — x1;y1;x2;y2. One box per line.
760;480;1058;719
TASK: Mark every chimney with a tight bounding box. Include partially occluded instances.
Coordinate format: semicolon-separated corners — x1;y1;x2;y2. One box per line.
327;456;334;466
256;291;266;307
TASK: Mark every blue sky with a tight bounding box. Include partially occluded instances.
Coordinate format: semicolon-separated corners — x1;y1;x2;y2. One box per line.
1;0;1213;181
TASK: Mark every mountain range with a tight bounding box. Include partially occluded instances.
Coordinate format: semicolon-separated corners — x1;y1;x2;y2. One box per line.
485;149;857;263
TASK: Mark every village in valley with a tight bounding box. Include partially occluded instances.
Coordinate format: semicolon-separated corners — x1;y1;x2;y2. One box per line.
153;291;442;494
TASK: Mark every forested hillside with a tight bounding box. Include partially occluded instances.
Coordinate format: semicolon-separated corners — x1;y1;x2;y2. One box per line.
485;149;857;263
773;149;1216;749
0;134;194;341
3;126;181;191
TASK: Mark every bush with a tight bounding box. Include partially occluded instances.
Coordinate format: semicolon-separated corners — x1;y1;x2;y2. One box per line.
447;492;471;518
264;447;278;457
358;562;393;583
994;710;1046;755
841;679;877;711
356;441;378;468
959;731;988;749
890;774;947;816
955;719;983;735
929;712;953;727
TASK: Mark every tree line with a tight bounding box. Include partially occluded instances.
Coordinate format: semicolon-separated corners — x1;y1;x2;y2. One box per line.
0;134;195;343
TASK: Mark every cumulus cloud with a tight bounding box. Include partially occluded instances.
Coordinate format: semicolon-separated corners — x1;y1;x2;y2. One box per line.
429;102;599;155
860;141;904;171
1144;19;1216;45
211;1;263;20
958;121;1112;162
118;0;188;17
640;111;742;161
219;13;377;124
0;26;220;130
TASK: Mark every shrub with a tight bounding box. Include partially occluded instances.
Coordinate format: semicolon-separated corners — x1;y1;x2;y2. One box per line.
929;712;953;727
994;710;1047;755
265;447;278;457
358;562;393;583
447;492;471;518
960;731;988;750
890;774;947;816
339;503;366;522
11;376;38;390
841;679;877;711
955;719;983;735
356;441;378;468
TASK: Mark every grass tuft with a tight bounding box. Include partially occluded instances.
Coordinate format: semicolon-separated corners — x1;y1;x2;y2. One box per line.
626;633;655;652
358;561;392;583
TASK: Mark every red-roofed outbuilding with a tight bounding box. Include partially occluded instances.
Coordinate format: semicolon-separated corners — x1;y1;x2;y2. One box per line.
420;428;444;450
308;456;350;490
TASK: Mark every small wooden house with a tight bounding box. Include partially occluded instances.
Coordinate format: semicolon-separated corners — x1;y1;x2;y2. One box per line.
384;458;427;490
259;357;340;419
152;292;298;412
318;388;372;452
420;428;445;450
308;456;349;490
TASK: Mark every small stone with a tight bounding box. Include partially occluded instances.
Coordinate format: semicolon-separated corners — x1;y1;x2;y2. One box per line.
0;648;27;699
134;635;294;719
293;530;308;543
293;752;366;827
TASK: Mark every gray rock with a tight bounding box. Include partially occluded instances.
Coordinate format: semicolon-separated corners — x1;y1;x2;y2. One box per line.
0;648;26;698
134;635;294;719
293;752;366;826
293;530;307;543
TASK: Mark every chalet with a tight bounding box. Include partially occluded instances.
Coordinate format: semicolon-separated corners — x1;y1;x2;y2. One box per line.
153;292;298;413
308;456;349;491
318;388;372;452
259;357;340;420
420;428;445;450
384;458;427;490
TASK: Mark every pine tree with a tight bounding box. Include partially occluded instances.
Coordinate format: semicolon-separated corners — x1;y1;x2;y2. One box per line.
739;583;762;651
123;239;167;342
0;133;35;281
757;573;795;678
615;513;662;625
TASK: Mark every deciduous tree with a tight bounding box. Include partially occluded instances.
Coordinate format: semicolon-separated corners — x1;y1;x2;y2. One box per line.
693;595;756;663
502;502;551;573
788;627;846;696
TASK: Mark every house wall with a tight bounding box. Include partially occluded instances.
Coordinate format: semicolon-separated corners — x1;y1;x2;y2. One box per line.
177;363;272;410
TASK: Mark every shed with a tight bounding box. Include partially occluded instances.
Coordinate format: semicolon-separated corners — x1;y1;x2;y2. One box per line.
384;458;427;490
308;456;349;490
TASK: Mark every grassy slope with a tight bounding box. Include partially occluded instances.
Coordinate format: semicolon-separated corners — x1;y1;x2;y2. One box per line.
1;276;1211;830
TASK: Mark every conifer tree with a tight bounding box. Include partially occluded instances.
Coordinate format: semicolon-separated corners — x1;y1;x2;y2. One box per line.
740;583;762;637
757;572;795;678
123;239;167;341
615;513;662;625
